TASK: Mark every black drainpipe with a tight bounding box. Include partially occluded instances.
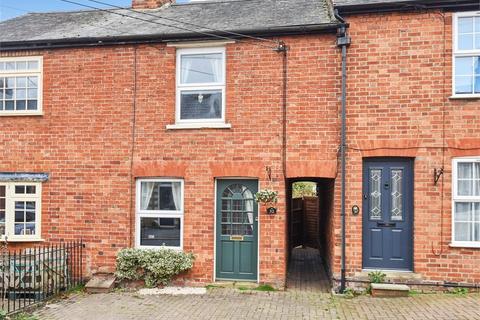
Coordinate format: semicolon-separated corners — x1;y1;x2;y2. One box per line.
334;9;351;293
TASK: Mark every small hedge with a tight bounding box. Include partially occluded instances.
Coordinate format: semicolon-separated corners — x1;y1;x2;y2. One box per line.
115;248;195;287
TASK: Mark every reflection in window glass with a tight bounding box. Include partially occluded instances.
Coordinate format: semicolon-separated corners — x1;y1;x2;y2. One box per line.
140;217;181;247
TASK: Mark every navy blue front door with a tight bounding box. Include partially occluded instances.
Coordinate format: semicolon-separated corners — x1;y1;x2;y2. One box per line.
363;158;413;271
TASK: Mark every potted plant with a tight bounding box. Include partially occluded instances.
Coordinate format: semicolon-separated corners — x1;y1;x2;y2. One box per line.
254;189;278;214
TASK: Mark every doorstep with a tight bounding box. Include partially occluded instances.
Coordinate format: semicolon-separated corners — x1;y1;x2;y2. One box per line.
371;283;410;297
356;270;423;282
85;273;116;294
208;281;259;289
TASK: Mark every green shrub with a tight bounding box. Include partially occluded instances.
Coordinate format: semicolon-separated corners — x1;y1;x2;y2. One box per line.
368;271;386;284
115;248;195;288
366;270;387;294
0;309;6;320
449;287;468;295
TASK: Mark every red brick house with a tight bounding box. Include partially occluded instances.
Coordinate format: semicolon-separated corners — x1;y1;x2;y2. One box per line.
0;0;479;290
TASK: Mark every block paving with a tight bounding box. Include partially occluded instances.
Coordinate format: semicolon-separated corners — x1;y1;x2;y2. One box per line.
32;288;480;320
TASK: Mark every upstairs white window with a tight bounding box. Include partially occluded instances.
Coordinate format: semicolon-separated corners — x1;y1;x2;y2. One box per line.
452;158;480;247
0;57;42;115
176;47;225;123
0;182;42;241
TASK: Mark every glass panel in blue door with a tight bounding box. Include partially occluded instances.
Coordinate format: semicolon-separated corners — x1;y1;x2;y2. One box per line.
369;169;382;220
391;169;403;221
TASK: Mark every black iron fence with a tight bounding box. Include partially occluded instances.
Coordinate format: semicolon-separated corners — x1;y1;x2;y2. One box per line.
0;240;84;315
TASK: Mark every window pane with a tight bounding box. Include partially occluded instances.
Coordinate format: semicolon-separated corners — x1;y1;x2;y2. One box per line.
455;222;471;241
455;57;472;75
16;61;26;70
474;223;480;241
180;53;223;84
475;76;480;93
26;186;36;194
15;210;24;223
391;169;403;221
475;163;480;195
15;185;25;194
5;77;14;88
27;88;37;99
455;202;472;221
458;180;473;196
5;101;14;110
369;169;382;220
476;34;480;50
455;76;473;94
16;89;26;99
16;77;26;88
140;181;182;211
459;34;474;50
140;217;181;247
16;101;26;110
27;61;38;70
180;90;222;120
27;77;38;88
5;89;13;99
458;162;473;179
27;101;37;110
458;17;474;33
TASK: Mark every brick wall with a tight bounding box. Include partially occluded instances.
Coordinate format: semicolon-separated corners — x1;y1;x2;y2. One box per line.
332;10;480;285
0;33;340;286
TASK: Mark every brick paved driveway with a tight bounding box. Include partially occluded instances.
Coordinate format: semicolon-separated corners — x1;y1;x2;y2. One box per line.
32;288;480;320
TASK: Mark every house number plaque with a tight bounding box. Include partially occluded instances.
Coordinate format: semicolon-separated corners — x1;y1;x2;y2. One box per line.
230;235;244;241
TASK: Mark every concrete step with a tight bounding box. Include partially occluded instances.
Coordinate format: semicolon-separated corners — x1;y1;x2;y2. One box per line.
85;273;116;294
371;283;410;297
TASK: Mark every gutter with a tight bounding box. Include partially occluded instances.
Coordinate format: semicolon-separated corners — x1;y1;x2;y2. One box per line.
336;0;480;14
0;23;339;51
334;9;351;294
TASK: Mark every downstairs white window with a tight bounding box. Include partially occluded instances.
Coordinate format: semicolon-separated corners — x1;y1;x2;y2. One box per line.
452;158;480;246
0;182;42;241
136;179;184;249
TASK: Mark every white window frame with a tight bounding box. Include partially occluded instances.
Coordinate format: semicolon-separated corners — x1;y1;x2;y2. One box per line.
451;157;480;248
0;56;43;116
175;47;226;125
135;178;184;250
452;12;480;98
0;182;42;242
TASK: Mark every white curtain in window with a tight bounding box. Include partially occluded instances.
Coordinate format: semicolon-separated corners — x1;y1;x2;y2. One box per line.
141;182;156;210
210;54;222;83
171;182;182;211
458;163;473;196
181;58;192;84
475;163;480;196
244;187;254;224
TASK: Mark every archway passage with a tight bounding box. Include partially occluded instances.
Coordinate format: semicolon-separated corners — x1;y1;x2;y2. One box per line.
286;179;334;292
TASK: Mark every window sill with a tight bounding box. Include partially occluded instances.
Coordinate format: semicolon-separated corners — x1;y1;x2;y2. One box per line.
449;95;480;99
449;242;480;248
1;238;45;243
136;245;182;251
0;111;43;117
166;123;232;130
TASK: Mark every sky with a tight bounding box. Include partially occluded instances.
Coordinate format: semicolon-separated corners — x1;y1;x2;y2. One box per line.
0;0;133;21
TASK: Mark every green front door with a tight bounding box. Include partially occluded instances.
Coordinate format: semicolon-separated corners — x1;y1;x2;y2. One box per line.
216;179;258;281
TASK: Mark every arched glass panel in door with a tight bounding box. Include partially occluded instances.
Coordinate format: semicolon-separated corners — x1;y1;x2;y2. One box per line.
221;184;254;236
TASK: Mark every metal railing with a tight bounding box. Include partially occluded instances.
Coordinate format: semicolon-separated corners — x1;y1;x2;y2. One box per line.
0;240;84;314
